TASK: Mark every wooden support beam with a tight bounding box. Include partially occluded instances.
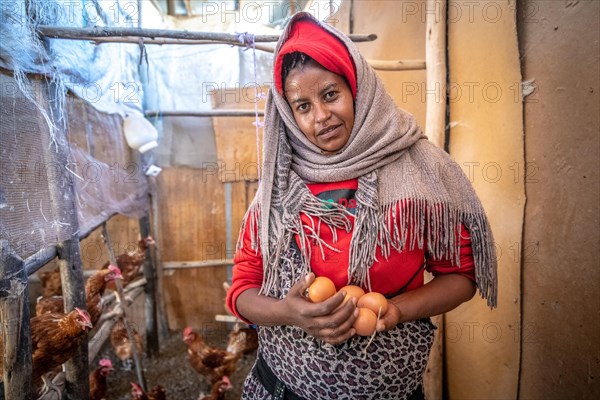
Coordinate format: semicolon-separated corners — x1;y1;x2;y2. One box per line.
0;241;33;400
368;59;426;71
66;36;276;52
88;286;145;362
139;216;159;357
24;245;57;277
37;25;377;43
77;212;117;241
162;260;234;270
56;239;90;400
425;0;448;149
101;224;147;392
145;110;264;118
423;2;447;399
166;0;177;16
149;186;170;342
41;78;89;400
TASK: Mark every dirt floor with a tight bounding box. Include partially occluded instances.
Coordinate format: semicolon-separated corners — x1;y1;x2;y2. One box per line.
96;328;256;400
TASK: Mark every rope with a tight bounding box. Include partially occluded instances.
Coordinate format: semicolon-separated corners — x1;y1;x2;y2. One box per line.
237;31;262;181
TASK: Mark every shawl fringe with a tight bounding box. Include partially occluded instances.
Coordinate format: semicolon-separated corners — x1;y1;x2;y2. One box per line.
238;193;497;308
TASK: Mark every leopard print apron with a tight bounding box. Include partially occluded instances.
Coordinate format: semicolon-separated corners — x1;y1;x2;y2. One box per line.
240;246;436;400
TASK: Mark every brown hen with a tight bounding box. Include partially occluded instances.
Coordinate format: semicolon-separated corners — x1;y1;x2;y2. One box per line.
197;376;233;400
226;324;258;357
35;296;64;316
104;236;155;290
30;308;93;384
38;267;62;297
89;358;113;400
130;382;166;400
110;317;143;370
35;266;122;326
182;327;240;385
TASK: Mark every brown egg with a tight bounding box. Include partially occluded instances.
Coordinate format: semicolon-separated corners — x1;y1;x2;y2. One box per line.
353;307;378;336
339;285;366;306
357;292;389;316
307;276;337;303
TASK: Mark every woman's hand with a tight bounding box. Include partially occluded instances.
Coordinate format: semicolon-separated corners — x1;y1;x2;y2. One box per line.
281;273;358;345
376;302;402;332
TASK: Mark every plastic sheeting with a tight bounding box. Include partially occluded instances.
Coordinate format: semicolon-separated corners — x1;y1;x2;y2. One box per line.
0;0;280;257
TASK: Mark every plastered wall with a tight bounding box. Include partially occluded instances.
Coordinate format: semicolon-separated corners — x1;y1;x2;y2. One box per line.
517;1;600;398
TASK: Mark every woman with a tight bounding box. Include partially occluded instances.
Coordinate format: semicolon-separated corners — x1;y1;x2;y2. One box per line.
226;12;497;400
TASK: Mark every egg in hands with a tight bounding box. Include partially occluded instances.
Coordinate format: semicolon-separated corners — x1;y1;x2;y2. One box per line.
307;277;389;337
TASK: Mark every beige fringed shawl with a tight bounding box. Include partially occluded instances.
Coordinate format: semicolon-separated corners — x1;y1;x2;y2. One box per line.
241;12;497;307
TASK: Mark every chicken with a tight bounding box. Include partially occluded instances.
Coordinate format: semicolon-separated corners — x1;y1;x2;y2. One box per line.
226;324;258;357
104;236;155;290
197;376;233;400
89;358;114;400
30;308;93;384
182;327;240;385
35;296;64;315
38;267;62;297
110;317;143;370
86;265;123;325
130;382;166;400
35;266;122;326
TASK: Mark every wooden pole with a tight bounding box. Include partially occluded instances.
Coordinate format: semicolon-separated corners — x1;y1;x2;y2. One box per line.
101;224;147;392
424;2;448;399
368;59;426;71
145;110;264;118
55;239;89;400
149;184;170;342
162;260;233;270
40;78;90;400
24;245;57;276
425;0;448;148
37;26;377;43
166;0;176;16
139;216;159;357
88;286;145;362
65;35;277;52
0;241;33;400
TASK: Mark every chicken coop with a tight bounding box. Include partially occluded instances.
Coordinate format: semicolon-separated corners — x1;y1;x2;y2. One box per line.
1;1;599;400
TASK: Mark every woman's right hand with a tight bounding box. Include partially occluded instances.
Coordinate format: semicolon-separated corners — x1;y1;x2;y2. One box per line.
280;273;358;345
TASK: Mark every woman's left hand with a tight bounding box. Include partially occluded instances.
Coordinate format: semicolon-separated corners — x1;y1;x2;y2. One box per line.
376;302;402;332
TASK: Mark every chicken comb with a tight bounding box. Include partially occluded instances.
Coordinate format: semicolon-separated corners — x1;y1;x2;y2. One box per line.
107;264;122;274
75;307;92;323
182;326;193;338
130;382;144;394
99;358;113;368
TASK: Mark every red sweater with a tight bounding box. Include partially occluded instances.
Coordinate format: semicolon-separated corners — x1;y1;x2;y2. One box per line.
226;179;475;322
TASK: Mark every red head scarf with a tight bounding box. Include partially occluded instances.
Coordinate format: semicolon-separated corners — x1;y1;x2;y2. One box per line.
274;19;357;99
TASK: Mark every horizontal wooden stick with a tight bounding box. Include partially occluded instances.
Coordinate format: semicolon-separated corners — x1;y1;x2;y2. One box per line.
88;286;144;363
59;35;277;52
368;59;426;71
38;26;376;43
146;110;264;118
162;259;233;270
24;245;57;276
101;277;147;306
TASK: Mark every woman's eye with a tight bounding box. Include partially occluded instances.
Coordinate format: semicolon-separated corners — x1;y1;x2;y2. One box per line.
325;91;337;100
297;103;309;112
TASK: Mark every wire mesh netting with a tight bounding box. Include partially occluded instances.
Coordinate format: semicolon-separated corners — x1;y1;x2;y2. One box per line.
0;73;149;261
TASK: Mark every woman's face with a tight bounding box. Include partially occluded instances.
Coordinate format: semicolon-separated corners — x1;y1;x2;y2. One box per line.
284;61;354;155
